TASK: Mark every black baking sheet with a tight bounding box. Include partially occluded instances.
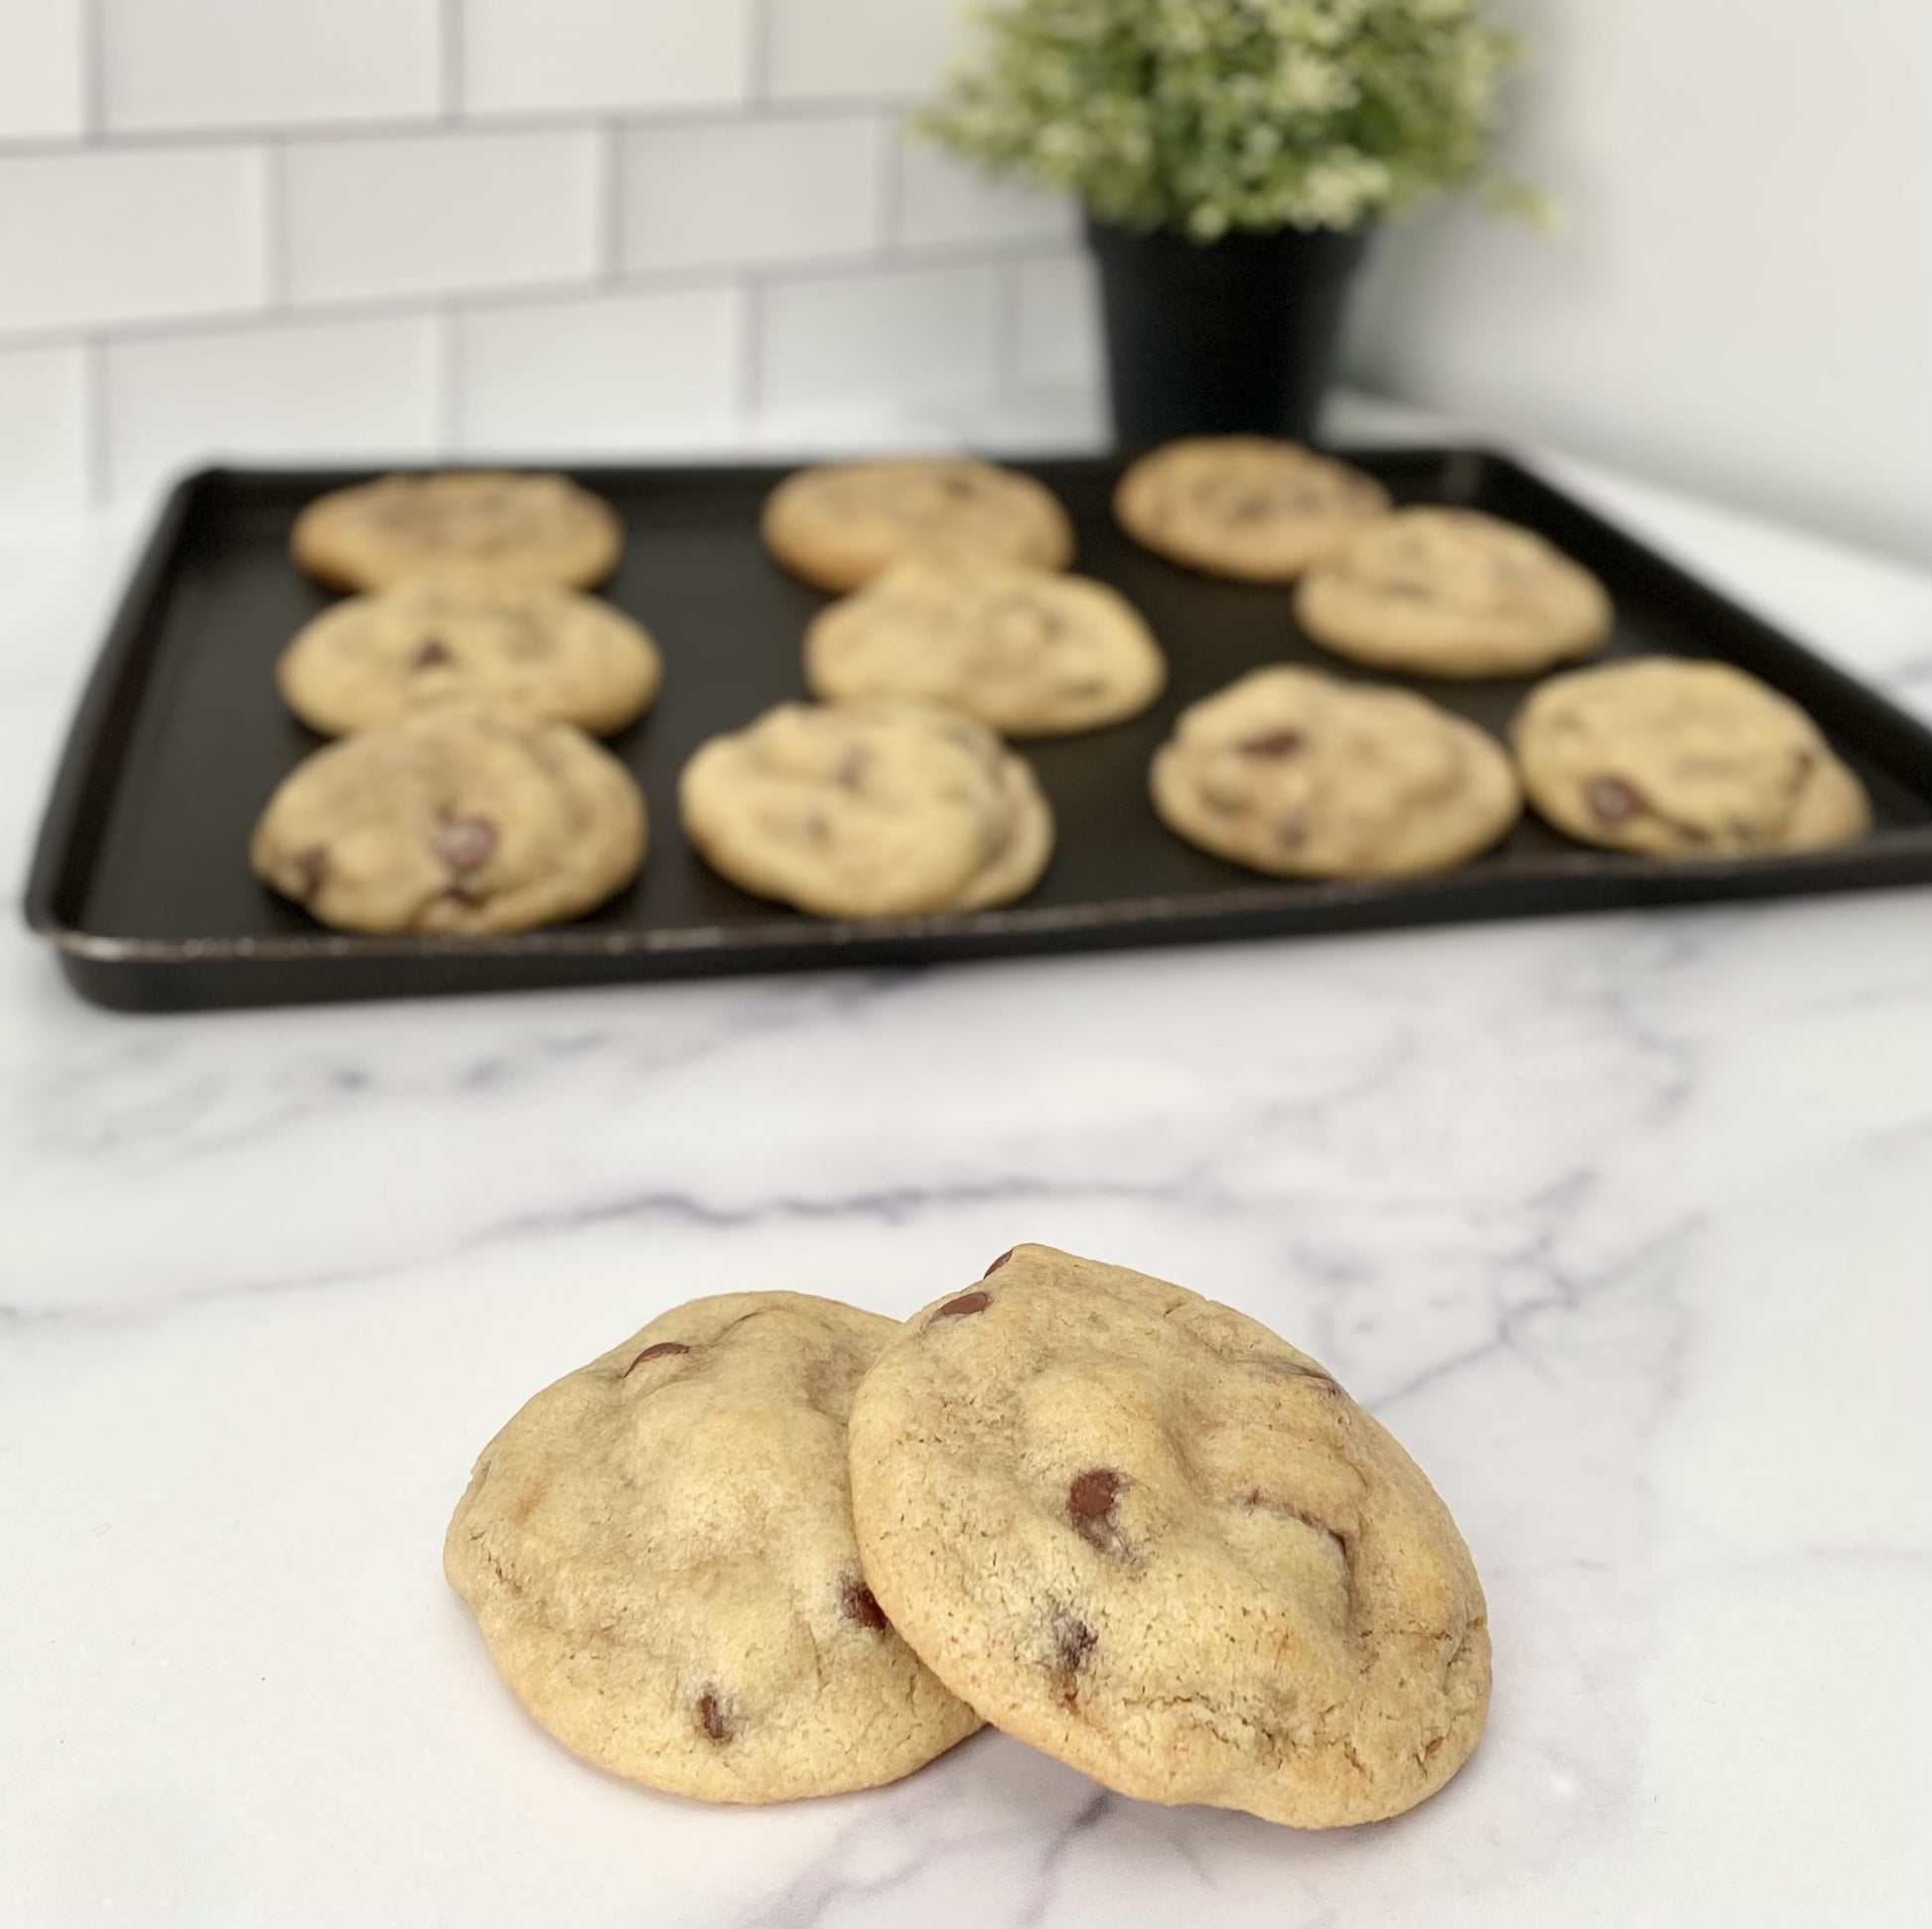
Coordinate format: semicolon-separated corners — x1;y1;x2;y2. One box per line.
24;450;1932;1012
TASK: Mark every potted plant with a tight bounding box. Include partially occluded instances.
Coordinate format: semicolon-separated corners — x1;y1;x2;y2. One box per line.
918;0;1531;448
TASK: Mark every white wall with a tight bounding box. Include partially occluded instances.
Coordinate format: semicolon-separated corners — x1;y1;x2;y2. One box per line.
1346;0;1932;563
0;0;1095;511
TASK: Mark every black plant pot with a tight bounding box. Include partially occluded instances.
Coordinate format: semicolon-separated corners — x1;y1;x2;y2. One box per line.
1085;217;1370;451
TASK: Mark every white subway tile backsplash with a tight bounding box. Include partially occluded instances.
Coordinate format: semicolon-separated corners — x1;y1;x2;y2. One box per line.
759;259;1001;413
99;0;441;134
0;148;266;336
0;344;89;510
284;130;601;308
621;116;882;275
765;0;962;102
0;0;85;140
456;286;741;454
1015;252;1101;387
461;0;751;116
103;313;439;500
897;145;1074;250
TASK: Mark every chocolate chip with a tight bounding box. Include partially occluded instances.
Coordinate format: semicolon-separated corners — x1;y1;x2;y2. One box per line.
1067;1468;1122;1548
411;637;452;669
1240;730;1306;758
292;845;329;901
984;1249;1015;1277
1050;1605;1096;1709
436;815;497;872
840;1577;888;1630
1587;776;1644;823
1276;809;1311;846
697;1691;732;1742
833;747;870;789
622;1339;689;1378
934;1290;990;1319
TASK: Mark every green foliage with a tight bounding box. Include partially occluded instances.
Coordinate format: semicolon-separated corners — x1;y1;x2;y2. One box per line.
917;0;1529;237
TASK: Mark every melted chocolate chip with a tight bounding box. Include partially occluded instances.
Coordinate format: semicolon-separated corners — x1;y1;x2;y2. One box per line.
697;1691;732;1742
840;1577;889;1631
1276;809;1311;846
622;1340;690;1378
411;637;452;669
1050;1605;1097;1709
1067;1468;1122;1548
1239;730;1306;758
833;747;870;790
934;1290;990;1319
436;815;497;872
1587;776;1644;824
984;1249;1015;1277
292;845;329;901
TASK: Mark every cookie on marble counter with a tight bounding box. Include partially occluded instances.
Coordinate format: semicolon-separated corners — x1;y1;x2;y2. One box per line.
1113;437;1388;582
1511;657;1870;858
804;561;1167;737
290;472;622;591
679;700;1052;918
761;459;1075;592
846;1244;1491;1829
445;1293;983;1803
277;579;662;737
1296;508;1612;677
250;704;644;934
1150;665;1520;879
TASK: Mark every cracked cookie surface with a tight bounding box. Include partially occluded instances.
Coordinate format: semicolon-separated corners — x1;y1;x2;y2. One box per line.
846;1245;1491;1828
804;561;1166;737
762;459;1075;592
251;704;644;934
1512;657;1869;858
1114;437;1388;582
445;1292;982;1803
291;471;622;591
1150;665;1520;879
1296;507;1612;678
679;700;1051;917
277;578;661;737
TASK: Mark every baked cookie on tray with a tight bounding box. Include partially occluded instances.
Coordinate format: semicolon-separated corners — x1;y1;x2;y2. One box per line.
846;1245;1491;1829
1296;507;1612;678
1151;665;1520;879
1512;657;1870;858
277;579;662;737
251;704;644;935
291;472;622;591
761;459;1075;592
804;561;1166;738
1114;437;1388;582
679;701;1052;917
446;1293;982;1803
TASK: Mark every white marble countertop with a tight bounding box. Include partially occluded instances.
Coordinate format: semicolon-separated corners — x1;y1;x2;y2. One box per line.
3;406;1930;1928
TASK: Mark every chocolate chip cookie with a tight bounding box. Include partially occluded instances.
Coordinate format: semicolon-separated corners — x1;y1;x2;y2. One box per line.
846;1245;1491;1829
803;562;1167;738
290;471;622;591
251;704;644;934
1114;437;1388;582
1151;665;1520;878
277;579;662;737
1296;508;1613;677
446;1293;982;1804
679;701;1052;918
1512;657;1870;858
761;459;1075;593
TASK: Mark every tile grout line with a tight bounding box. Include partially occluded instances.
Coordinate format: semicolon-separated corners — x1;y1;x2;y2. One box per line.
747;0;772;100
78;0;107;137
0;96;925;162
0;239;1079;355
440;0;465;122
